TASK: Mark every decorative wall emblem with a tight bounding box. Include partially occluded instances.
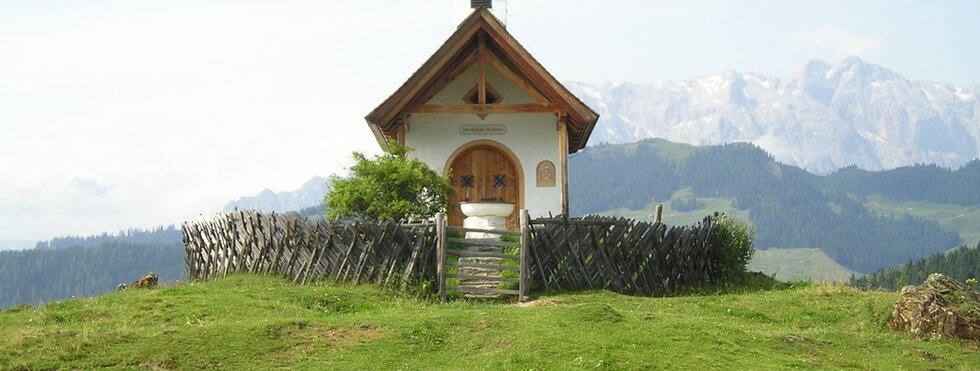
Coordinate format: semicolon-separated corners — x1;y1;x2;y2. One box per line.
536;160;556;187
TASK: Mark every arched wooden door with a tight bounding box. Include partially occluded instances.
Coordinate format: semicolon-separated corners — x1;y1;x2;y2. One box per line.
446;143;521;229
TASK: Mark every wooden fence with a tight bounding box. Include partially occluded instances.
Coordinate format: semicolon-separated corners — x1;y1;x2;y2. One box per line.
435;211;529;301
182;211;437;289
527;215;718;296
182;211;726;299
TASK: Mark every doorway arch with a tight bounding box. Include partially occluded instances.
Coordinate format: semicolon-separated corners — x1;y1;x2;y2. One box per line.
444;140;524;228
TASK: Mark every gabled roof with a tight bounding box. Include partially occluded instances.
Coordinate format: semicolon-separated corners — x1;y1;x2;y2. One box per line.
364;8;599;153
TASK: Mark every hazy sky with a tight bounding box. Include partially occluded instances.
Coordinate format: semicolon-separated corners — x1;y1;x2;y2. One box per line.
2;0;979;248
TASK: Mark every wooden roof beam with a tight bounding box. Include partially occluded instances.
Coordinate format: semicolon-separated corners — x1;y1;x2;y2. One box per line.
374;19;483;126
405;103;559;114
477;32;487;105
477;14;594;126
411;48;479;107
485;49;549;104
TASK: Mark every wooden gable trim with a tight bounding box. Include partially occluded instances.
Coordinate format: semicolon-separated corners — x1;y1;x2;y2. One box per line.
476;13;596;125
367;15;483;128
366;8;599;153
477;32;487;105
485;49;549;104
412;49;479;108
405;103;559;114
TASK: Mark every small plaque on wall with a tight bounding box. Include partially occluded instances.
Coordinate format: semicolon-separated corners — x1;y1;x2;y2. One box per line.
536;160;556;187
459;125;506;135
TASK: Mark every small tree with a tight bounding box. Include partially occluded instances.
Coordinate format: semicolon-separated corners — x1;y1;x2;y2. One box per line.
325;143;452;222
710;213;755;281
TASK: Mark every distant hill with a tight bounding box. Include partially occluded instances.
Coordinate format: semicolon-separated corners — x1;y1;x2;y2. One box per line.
852;242;980;291
748;248;861;282
568;57;980;174
0;175;334;308
34;225;182;250
0;226;186;309
224;176;329;213
569;139;973;273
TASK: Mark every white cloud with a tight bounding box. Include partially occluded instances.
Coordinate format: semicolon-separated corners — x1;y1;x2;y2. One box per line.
0;1;409;243
794;25;882;59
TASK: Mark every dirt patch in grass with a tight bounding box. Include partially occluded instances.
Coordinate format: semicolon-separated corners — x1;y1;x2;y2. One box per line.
516;298;566;308
138;358;179;371
272;322;382;363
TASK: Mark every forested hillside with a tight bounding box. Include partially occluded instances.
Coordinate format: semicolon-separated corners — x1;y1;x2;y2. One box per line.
851;243;980;291
569;139;969;273
824;161;980;206
0;228;185;309
34;225;182;250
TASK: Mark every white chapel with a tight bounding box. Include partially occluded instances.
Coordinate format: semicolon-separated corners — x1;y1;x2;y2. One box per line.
365;0;599;229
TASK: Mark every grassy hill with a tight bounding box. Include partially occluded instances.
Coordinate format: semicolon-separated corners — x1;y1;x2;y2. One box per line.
2;274;977;369
748;248;862;282
863;195;980;247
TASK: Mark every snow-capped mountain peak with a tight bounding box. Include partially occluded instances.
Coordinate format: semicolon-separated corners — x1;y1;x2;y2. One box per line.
568;57;980;173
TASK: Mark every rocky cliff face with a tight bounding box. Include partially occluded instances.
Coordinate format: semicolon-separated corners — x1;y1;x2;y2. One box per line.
890;273;980;340
568;57;980;174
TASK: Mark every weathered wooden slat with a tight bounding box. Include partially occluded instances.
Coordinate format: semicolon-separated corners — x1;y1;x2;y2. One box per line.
446;237;519;248
448;273;520;283
445;226;521;237
435;213;447;301
532;219;630;226
519;210;530;302
447;285;520;296
446;250;520;260
447;261;520;271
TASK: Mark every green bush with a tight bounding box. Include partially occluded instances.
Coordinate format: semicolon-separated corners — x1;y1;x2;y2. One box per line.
326;143;452;222
710;213;755;281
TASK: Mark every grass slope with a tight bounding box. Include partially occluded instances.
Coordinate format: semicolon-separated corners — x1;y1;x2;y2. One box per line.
864;194;980;247
748;248;862;282
2;275;977;370
600;138;700;163
601;188;749;227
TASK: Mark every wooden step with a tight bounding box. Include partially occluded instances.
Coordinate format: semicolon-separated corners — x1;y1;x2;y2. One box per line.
448;285;519;296
448;261;520;271
447;250;519;260
448;273;520;283
446;237;519;248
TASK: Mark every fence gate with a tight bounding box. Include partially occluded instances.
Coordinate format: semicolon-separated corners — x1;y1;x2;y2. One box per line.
436;210;529;302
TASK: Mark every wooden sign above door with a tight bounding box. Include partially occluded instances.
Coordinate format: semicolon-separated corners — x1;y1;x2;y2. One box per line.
459;124;506;135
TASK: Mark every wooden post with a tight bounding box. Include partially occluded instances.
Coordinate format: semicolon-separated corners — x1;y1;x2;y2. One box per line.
655;204;663;224
519;209;530;302
436;212;447;302
557;115;570;220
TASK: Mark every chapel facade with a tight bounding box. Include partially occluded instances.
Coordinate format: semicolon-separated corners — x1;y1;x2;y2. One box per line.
365;1;599;228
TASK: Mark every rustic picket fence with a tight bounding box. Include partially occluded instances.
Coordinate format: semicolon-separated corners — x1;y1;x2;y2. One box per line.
182;211;437;289
527;215;718;296
182;210;726;299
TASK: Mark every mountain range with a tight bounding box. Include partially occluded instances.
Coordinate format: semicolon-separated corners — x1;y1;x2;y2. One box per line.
223;176;328;213
567;57;980;174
